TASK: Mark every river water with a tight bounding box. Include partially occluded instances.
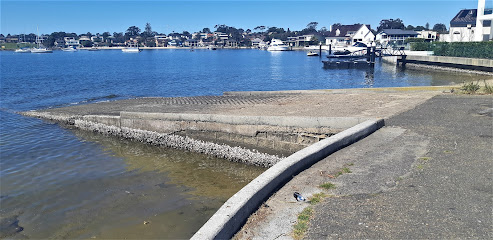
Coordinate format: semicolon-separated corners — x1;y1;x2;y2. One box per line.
0;49;488;238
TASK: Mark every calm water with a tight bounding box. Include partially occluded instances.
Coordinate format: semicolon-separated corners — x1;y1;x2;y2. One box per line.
0;49;487;239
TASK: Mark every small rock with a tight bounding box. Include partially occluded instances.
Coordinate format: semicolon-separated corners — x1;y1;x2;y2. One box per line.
144;221;150;225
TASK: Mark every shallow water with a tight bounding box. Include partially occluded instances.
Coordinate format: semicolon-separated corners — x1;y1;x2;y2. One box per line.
0;49;489;238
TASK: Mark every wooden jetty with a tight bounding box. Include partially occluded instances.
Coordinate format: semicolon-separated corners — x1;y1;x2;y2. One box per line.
323;46;407;69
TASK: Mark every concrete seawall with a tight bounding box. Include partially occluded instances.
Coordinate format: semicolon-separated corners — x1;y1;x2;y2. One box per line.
22;110;372;164
382;55;493;73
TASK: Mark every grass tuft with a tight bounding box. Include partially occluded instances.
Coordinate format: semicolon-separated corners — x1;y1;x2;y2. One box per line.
293;192;330;239
483;81;493;94
319;182;336;190
460;81;481;94
293;207;313;239
309;192;328;205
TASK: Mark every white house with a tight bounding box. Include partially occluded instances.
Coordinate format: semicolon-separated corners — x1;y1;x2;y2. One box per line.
474;0;492;41
441;0;492;42
417;30;438;42
251;38;265;47
375;29;419;45
325;24;374;46
64;37;79;47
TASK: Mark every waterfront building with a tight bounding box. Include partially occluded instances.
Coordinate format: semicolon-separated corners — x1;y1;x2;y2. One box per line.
251;38;266;48
441;0;492;42
6;35;19;43
167;39;181;47
325;24;374;46
184;39;199;47
417;30;438;42
375;29;418;45
64;37;79;47
214;32;229;41
226;39;239;48
474;0;493;41
154;35;168;47
287;35;322;47
54;38;65;47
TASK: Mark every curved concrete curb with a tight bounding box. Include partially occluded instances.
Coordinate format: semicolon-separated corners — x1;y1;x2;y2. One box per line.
191;119;385;240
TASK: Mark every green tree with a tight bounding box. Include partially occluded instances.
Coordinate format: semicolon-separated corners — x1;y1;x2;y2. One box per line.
113;32;125;43
309;36;319;45
377;18;405;32
254;26;266;32
306;22;318;30
81;40;93;47
202;28;211;33
125;26;141;38
143;23;154;37
432;23;447;33
102;32;111;39
425;22;430;30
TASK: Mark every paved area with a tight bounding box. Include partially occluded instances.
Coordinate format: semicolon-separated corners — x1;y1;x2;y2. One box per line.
28;87;492;239
36;89;441;119
237;95;492;239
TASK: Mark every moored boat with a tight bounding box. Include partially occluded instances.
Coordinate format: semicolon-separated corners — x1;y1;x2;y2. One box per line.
31;27;52;53
307;51;319;56
62;46;77;52
122;47;141;53
31;48;53;53
15;48;31;53
122;43;141;53
267;39;290;51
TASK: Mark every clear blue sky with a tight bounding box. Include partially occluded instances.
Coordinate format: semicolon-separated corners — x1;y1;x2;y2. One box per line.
0;0;483;35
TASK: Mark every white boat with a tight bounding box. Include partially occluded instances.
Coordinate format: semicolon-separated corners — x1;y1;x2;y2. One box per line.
62;46;77;52
122;43;141;53
31;27;52;53
31;48;52;53
122;47;141;53
307;51;319;56
328;42;368;56
15;48;31;53
267;39;290;51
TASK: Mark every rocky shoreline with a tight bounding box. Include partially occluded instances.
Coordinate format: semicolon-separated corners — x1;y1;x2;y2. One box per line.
21;111;282;168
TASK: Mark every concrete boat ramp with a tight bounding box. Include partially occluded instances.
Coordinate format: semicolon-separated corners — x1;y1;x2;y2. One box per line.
23;86;487;239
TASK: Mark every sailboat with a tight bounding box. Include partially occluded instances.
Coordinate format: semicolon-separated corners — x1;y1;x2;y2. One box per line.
31;27;52;53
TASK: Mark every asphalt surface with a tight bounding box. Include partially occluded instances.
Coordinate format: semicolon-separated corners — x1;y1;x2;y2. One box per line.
306;95;492;239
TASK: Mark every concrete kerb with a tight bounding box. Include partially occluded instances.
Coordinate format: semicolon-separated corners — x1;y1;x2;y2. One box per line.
191;118;385;240
120;112;371;130
224;86;456;96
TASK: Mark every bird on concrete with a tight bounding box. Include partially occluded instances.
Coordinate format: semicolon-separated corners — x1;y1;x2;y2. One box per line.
294;192;306;201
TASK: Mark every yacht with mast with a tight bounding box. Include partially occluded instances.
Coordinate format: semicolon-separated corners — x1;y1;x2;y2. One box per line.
31;27;52;53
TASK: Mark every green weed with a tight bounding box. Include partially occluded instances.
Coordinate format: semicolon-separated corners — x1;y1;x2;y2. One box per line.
293;207;313;239
483;81;493;94
461;81;481;94
319;182;336;190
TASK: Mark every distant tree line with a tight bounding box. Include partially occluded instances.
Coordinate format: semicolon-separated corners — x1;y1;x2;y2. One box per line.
2;19;449;47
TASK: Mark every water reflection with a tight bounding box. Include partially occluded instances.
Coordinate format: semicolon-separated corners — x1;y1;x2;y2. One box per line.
72;129;265;200
364;68;375;87
322;59;490;88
